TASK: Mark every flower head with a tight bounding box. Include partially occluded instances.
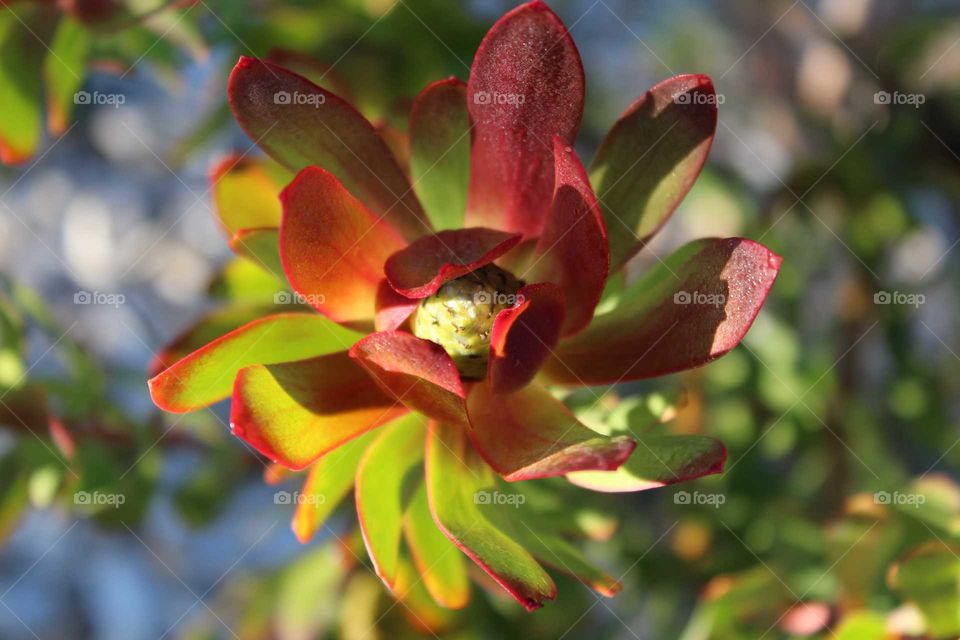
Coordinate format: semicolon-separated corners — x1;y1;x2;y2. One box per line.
149;0;780;613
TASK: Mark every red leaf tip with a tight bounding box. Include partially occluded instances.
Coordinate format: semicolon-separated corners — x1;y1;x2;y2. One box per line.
234;55;258;70
768;250;784;270
208;153;249;185
526;0;552;11
278;165;328;206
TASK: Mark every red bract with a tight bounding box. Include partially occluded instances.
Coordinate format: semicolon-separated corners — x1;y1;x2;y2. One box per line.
149;0;780;613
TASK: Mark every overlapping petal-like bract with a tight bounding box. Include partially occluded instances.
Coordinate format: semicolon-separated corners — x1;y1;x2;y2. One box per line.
150;0;781;614
384;228;521;298
349;331;469;428
467;382;636;481
541;238;782;385
228;57;429;240
465;0;584;238
231;352;405;470
279;166;406;324
486;283;565;393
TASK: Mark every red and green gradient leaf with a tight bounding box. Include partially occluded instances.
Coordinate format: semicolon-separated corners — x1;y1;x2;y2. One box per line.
384;228;521;298
591;74;718;269
467;382;635;481
349;331;469;428
209;155;284;236
292;429;378;543
465;0;584;238
355;413;426;589
528;138;609;336
409;78;471;231
228;56;429;240
279;166;406;325
231;351;406;470
567;434;726;492
542;238;781;385
148;304;277;378
487;283;565;393
149;313;362;412
404;481;470;609
425;421;556;611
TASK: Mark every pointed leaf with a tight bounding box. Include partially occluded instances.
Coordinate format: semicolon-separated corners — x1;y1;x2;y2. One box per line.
356;413;426;588
426;421;556;610
231;351;406;470
228;56;428;239
528;139;609;336
592;74;718;268
291;429;378;543
467;382;634;481
280;166;406;325
404;480;470;609
349;331;468;427
542;238;781;385
409;78;470;231
487;283;565;393
384;228;521;298
567;434;726;492
148;305;271;378
209;155;284;236
149;313;362;413
465;0;585;237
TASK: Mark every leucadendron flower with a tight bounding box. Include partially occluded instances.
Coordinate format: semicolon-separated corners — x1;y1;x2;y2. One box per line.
149;0;781;612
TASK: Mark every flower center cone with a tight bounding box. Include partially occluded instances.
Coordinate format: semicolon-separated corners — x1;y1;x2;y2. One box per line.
412;264;522;378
